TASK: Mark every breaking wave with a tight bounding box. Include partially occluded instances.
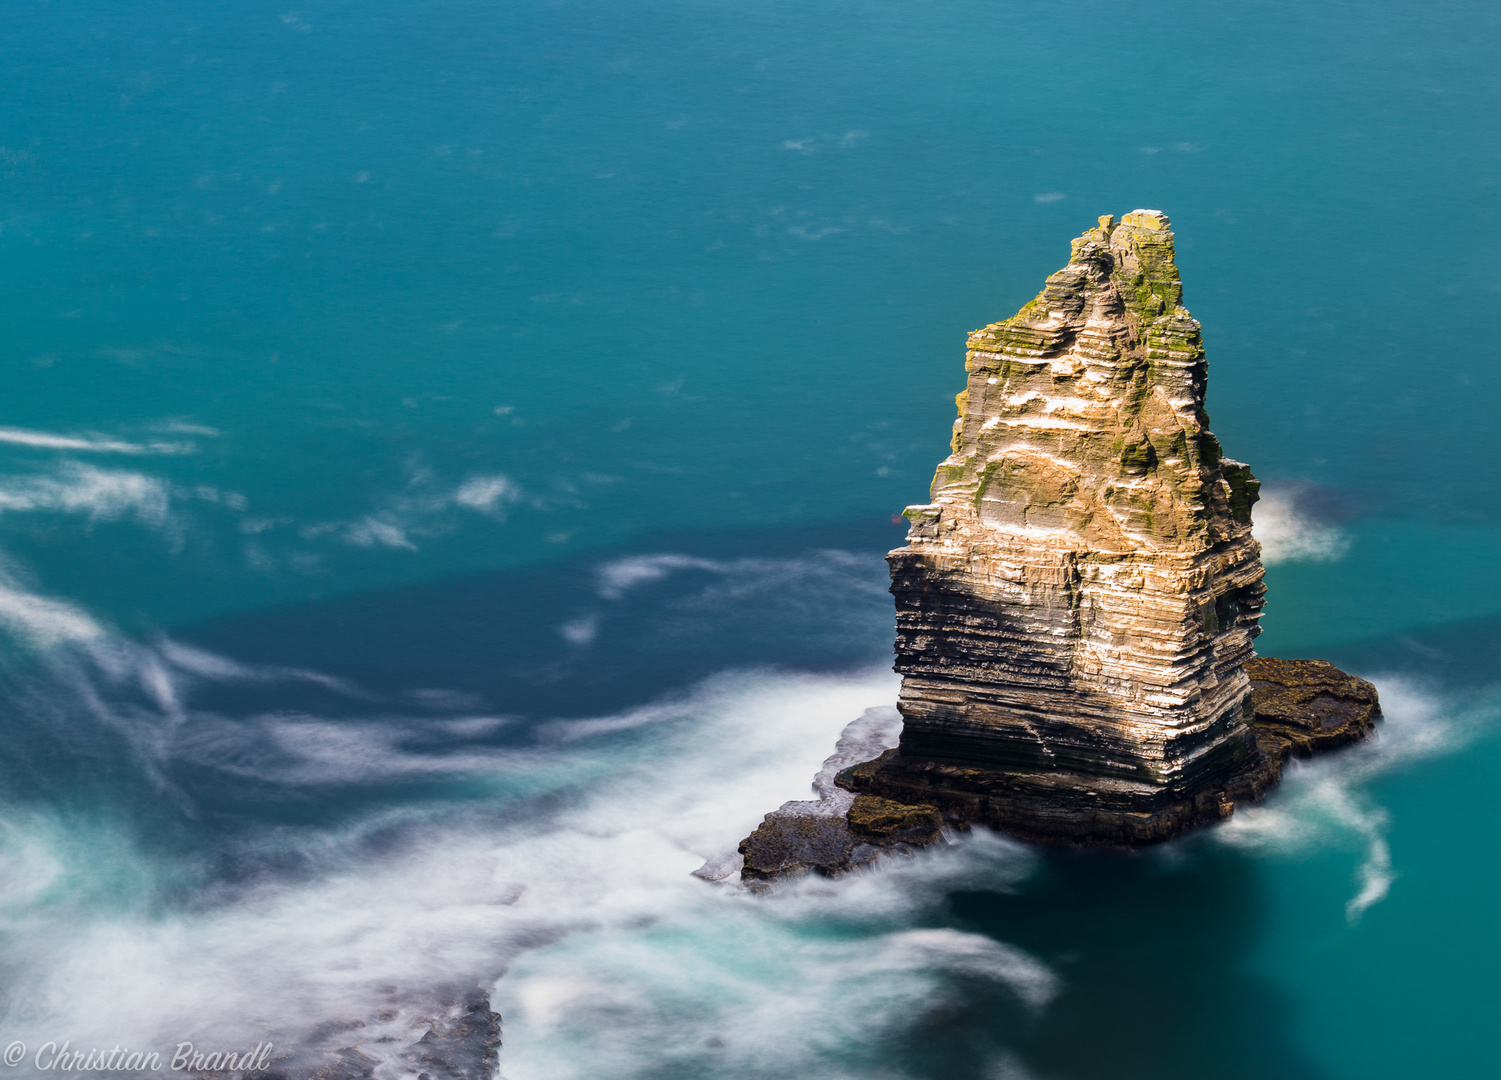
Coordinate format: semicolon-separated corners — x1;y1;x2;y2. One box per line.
1213;676;1494;922
0;573;1051;1077
1252;485;1350;565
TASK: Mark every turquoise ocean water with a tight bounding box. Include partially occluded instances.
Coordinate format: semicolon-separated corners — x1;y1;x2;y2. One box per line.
1;1;1499;1076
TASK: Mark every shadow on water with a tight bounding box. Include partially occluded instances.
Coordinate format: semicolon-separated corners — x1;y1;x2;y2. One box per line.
0;517;903;840
175;516;906;722
907;840;1324;1080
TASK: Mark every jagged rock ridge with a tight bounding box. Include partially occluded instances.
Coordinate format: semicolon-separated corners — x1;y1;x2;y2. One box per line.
851;210;1273;844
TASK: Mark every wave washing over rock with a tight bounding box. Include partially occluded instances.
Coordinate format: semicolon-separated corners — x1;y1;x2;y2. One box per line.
742;211;1381;876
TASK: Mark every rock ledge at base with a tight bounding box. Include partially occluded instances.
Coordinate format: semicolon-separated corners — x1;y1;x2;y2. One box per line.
736;659;1379;881
838;657;1380;849
731;708;956;886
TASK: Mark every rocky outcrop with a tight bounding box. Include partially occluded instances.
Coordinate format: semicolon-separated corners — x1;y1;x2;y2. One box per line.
1238;657;1381;776
726;709;953;886
732;211;1381;878
837;211;1378;848
836;210;1264;844
738;792;950;885
243;987;501;1080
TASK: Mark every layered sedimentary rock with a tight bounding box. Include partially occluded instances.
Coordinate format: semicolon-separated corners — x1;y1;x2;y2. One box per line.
841;659;1380;847
850;211;1271;844
730;210;1383;878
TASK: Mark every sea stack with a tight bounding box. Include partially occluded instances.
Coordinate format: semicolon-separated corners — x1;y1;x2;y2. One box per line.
735;211;1381;878
849;210;1269;844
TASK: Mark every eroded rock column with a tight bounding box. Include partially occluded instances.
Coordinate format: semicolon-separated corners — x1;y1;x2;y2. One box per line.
853;210;1269;844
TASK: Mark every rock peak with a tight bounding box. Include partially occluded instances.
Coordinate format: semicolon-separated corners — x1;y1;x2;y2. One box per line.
933;212;1255;558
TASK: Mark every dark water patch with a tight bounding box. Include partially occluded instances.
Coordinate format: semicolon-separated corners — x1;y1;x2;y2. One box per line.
173;517;904;726
940;842;1323;1080
1315;611;1501;696
0;518;901;852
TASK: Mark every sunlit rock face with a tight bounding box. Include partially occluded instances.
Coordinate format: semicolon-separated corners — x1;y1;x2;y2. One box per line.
861;211;1269;844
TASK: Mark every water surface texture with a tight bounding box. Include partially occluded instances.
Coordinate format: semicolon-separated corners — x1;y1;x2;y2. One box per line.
1;2;1498;1077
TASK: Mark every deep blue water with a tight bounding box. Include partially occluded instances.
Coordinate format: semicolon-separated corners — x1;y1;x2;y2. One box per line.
0;1;1498;1077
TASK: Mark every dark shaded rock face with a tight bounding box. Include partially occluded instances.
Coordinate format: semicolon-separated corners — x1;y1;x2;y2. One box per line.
735;653;1384;878
839;657;1381;849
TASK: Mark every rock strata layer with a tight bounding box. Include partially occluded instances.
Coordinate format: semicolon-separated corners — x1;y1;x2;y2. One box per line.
840;211;1379;847
842;657;1380;848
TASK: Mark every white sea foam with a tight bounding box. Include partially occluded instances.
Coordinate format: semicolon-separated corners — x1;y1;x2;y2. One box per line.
0;574;107;648
341;514;418;550
156;639;360;695
875;929;1059;1010
0;645;1050;1079
594;550;882;605
679;551;884;613
0;463;171;526
1214;676;1487;922
595;554;721;599
986;1053;1043;1080
0;425;194;455
303;471;528;553
1252;486;1350;564
576;550;890;659
0;813;66;907
454;473;520;515
557;614;598;646
152;421;222;437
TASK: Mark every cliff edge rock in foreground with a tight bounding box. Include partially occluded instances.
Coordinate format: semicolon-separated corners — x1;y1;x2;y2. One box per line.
737;212;1379;874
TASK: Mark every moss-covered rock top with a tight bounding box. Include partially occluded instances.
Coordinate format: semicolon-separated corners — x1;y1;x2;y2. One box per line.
927;210;1257;554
